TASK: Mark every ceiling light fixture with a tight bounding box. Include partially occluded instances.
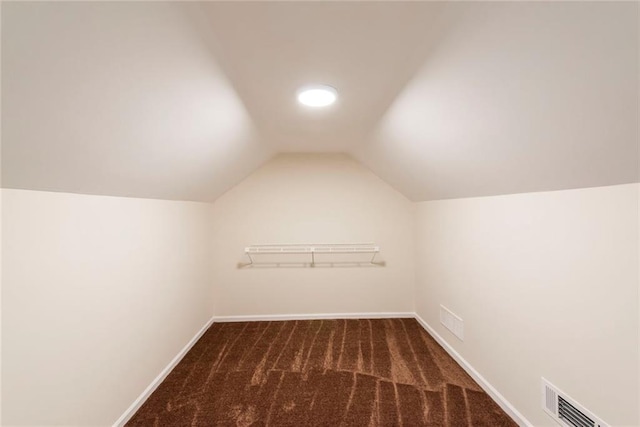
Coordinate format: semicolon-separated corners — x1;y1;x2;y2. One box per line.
296;85;338;107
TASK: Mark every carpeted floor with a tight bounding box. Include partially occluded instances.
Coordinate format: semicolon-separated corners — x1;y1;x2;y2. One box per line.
127;318;517;426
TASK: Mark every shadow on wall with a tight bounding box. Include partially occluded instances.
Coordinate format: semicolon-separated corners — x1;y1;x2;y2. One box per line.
237;260;386;269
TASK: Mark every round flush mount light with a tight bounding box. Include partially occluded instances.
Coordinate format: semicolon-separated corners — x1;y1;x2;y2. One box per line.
296;85;338;107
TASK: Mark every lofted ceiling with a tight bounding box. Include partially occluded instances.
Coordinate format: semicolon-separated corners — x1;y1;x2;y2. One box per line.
1;2;273;202
352;2;639;200
187;1;447;153
2;2;638;202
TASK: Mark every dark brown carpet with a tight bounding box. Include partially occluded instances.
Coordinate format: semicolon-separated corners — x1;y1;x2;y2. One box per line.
127;318;517;426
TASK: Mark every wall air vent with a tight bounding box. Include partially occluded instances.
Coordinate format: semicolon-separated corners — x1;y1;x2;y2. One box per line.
439;305;463;341
542;378;609;427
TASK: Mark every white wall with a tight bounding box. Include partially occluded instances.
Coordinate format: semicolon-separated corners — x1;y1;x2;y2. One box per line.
209;153;415;317
414;184;639;426
1;189;213;426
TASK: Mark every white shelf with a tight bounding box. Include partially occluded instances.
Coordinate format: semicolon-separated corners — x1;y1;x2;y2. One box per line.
243;243;380;266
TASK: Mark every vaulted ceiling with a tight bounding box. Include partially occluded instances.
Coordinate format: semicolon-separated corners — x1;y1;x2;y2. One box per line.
2;1;638;202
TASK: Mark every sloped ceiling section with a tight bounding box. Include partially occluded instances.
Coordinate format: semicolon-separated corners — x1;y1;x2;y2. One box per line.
1;2;273;202
189;1;447;153
2;2;638;203
352;2;639;201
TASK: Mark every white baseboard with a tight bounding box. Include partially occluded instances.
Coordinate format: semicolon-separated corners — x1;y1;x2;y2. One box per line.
413;314;532;427
112;315;215;427
211;312;414;322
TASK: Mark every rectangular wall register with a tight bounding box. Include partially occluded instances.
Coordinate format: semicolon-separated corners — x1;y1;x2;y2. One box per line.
440;305;464;341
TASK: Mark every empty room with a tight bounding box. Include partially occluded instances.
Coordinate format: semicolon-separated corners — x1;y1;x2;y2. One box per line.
1;1;638;426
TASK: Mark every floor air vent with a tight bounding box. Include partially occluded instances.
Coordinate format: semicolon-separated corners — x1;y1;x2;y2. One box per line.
542;378;608;427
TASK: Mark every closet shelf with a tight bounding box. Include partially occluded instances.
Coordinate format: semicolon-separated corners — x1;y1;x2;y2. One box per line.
243;243;380;266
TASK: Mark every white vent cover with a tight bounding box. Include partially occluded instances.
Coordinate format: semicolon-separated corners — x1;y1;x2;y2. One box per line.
542;378;608;427
439;305;464;341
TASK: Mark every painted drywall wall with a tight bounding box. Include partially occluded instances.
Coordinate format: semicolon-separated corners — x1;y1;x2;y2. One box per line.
1;189;213;426
415;184;639;426
209;153;415;317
